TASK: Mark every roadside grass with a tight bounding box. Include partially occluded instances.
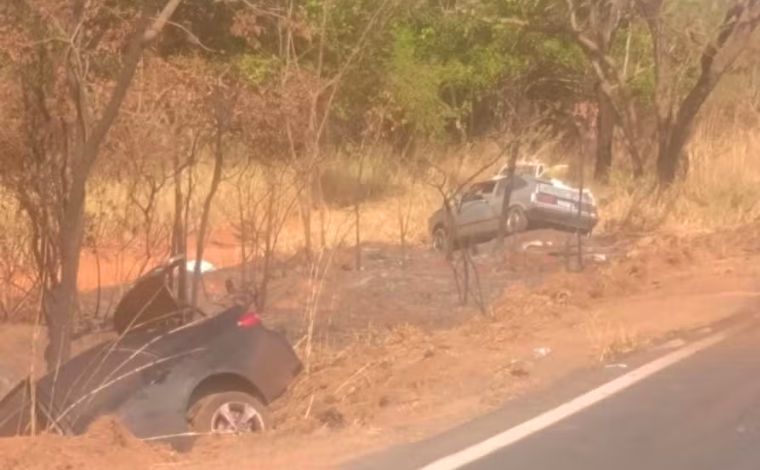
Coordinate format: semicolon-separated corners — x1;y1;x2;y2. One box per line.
585;315;643;363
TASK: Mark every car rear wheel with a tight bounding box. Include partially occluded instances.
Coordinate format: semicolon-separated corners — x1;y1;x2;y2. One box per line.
188;391;270;434
506;207;528;234
432;226;450;252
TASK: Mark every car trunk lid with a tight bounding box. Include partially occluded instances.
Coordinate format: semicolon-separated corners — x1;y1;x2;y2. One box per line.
112;258;185;335
535;180;596;214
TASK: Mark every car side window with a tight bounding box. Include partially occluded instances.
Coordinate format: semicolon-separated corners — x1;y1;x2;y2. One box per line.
496;176;527;194
461;192;483;203
462;181;495;203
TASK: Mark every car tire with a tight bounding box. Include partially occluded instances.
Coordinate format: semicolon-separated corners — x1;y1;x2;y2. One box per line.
506;206;528;234
432;226;450;252
188;391;270;434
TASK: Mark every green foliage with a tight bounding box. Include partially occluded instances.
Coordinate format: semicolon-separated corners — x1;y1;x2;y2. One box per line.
540;37;584;71
607;23;656;102
237;54;280;86
381;3;528;139
5;0;756;149
386;25;453;137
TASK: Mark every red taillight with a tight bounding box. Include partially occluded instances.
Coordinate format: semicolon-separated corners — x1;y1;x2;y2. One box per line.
237;312;262;328
536;192;557;205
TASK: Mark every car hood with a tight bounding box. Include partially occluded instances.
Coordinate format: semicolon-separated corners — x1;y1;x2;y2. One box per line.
113;259;183;335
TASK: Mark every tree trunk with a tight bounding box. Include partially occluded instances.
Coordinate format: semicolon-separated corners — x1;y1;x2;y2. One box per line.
647;0;760;185
299;180;313;262
567;0;643;179
594;86;615;183
43;158;88;370
656;66;720;184
171;149;188;304
497;141;520;246
191;124;225;307
354;154;366;271
41;0;184;372
315;169;327;250
258;182;277;310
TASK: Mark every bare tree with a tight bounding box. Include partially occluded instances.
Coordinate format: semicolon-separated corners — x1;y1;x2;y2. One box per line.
566;0;760;185
565;0;645;178
637;0;760;184
190;84;239;307
0;0;183;371
225;157;298;310
351;109;385;271
495;105;551;246
260;0;397;261
425;153;505;313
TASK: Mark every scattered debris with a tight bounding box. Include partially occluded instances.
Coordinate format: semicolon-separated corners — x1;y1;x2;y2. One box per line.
533;347;552;359
522;240;549;251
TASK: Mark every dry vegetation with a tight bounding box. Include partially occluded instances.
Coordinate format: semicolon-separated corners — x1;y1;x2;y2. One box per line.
0;0;760;467
3;220;760;470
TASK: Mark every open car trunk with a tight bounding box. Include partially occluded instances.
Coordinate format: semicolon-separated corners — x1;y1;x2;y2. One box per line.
113;257;187;335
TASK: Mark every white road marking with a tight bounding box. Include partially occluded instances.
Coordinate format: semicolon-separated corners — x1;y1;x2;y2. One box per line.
420;329;734;470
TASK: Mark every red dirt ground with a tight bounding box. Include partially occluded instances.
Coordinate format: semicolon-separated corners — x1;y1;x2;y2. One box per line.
1;224;760;469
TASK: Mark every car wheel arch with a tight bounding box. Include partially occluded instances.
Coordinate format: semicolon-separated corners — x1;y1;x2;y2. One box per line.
187;372;269;413
505;205;529;233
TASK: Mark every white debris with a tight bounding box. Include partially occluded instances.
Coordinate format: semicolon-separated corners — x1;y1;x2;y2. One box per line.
522;240;547;251
186;259;216;274
533;347;552;359
605;363;629;369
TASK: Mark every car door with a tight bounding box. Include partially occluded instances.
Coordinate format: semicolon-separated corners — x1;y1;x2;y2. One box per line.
34;338;165;434
504;176;532;209
454;182;499;238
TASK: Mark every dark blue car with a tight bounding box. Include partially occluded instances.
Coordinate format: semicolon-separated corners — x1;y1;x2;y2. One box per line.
0;257;302;450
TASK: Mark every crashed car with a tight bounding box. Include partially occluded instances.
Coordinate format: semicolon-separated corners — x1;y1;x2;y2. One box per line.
0;257;301;450
428;172;598;251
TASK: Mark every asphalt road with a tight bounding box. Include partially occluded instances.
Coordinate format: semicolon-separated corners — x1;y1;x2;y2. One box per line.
347;313;760;470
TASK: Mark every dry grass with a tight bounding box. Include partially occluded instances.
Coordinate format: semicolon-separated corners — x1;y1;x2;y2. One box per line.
584;313;643;363
596;124;760;235
0;122;758;296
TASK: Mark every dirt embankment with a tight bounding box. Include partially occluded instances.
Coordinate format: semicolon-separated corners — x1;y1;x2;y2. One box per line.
1;225;760;470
